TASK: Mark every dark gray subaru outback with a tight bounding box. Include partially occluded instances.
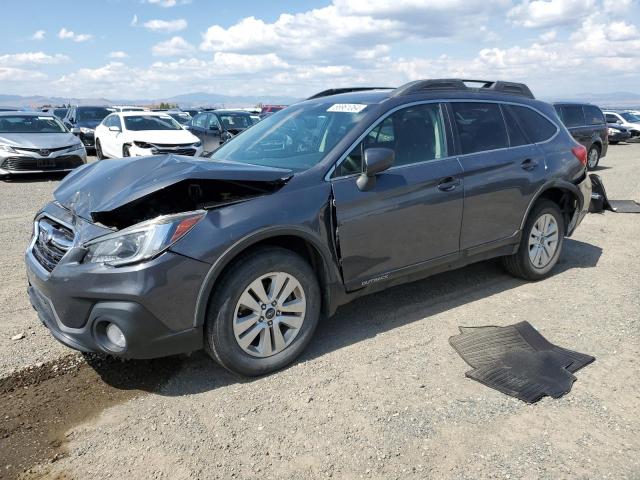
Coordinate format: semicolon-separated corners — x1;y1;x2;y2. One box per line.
25;79;592;376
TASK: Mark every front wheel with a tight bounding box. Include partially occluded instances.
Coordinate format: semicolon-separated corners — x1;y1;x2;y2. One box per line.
502;200;565;281
205;247;321;376
587;145;600;170
95;139;105;160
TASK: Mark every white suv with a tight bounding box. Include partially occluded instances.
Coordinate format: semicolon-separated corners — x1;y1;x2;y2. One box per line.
95;111;203;159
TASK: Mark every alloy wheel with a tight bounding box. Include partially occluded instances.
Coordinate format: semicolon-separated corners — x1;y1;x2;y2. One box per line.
528;213;559;269
233;272;306;358
587;148;599;168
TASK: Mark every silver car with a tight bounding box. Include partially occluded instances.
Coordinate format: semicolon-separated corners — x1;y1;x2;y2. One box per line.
0;112;87;177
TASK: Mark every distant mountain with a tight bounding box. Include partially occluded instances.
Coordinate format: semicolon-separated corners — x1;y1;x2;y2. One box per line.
0;92;300;109
548;91;640;108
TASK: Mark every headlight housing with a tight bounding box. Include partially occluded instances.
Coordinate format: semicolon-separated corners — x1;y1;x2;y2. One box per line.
193;141;202;147
133;141;153;149
0;144;17;153
84;210;206;267
607;128;616;135
79;127;94;134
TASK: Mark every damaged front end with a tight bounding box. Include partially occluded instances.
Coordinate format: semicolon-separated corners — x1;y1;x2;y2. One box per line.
54;154;293;230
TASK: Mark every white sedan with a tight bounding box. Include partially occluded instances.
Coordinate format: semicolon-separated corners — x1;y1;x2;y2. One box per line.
95;111;203;159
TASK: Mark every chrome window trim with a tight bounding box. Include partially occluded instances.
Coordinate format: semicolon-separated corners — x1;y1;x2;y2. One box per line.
326;99;560;181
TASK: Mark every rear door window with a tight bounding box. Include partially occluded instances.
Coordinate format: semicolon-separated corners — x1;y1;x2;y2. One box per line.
560;106;585;128
451;102;509;154
584;106;605;125
510;105;558;143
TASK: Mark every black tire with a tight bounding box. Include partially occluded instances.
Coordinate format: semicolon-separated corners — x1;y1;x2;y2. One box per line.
123;145;131;157
95;139;105;160
587;145;600;170
502;200;565;281
205;247;321;377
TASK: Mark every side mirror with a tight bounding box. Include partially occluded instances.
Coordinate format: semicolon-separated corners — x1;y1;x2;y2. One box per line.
356;148;394;191
70;127;81;135
108;126;121;132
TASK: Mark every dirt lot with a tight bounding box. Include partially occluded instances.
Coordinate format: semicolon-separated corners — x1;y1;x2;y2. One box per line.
1;147;639;479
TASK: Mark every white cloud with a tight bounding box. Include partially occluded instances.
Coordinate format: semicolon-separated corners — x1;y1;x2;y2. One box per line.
508;0;595;28
58;28;92;42
130;14;138;27
0;67;47;81
143;18;188;33
151;36;194;56
603;0;633;12
31;30;46;41
211;52;289;73
146;0;191;7
0;52;70;66
539;29;557;43
109;51;129;59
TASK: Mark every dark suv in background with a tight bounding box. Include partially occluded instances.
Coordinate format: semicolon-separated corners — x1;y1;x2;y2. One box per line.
26;79;592;376
187;109;254;153
553;102;608;170
63;106;114;151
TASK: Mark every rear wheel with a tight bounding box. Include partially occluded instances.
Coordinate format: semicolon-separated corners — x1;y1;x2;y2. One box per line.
205;247;321;376
95;139;105;160
502;200;565;281
587;145;600;170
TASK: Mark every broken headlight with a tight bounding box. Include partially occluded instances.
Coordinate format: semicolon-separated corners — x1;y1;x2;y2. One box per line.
84;210;206;267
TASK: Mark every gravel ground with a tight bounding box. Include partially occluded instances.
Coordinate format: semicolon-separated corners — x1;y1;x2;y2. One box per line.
1;147;639;479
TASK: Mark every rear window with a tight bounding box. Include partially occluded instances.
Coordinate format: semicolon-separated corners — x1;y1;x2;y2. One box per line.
452;102;508;154
501;105;528;147
510;105;557;143
560;106;585;128
584;106;605;125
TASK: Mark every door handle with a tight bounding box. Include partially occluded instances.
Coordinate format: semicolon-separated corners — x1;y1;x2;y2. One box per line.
521;158;538;171
437;176;461;192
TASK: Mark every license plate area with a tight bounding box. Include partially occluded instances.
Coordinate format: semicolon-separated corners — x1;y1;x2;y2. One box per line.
37;158;56;168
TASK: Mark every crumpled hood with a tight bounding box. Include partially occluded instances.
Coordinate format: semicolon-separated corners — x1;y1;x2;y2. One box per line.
0;133;79;149
54;154;293;222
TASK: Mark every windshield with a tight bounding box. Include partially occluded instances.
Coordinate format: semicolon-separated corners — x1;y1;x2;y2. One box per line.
0;115;67;133
124;115;184;131
168;112;192;125
210;102;369;171
218;113;253;130
77;107;114;122
621;112;640;122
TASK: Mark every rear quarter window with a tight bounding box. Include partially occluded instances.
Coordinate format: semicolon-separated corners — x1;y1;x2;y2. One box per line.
584;105;605;125
510;105;558;143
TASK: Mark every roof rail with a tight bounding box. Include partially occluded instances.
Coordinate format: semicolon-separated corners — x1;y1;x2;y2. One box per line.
306;87;394;100
392;79;535;99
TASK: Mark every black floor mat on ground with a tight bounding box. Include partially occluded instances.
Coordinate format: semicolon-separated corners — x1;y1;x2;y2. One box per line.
449;322;595;403
608;200;640;213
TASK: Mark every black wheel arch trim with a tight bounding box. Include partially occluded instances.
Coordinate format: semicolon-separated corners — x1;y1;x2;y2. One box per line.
193;226;342;328
519;179;583;231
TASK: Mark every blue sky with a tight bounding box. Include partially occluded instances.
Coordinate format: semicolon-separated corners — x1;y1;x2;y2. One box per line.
1;0;640;100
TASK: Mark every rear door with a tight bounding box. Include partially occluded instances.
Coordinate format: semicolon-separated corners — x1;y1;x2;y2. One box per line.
451;101;548;250
331;102;464;290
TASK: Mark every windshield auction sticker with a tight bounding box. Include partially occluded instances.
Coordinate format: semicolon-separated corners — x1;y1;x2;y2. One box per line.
327;104;368;113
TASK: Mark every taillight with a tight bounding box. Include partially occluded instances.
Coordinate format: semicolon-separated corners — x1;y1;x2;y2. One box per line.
571;145;587;166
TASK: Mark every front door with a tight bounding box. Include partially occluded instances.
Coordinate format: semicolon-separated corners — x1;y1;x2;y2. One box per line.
331;103;464;291
203;113;222;152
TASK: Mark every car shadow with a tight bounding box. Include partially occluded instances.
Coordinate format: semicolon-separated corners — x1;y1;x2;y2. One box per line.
87;238;602;396
592;165;613;171
1;172;69;183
